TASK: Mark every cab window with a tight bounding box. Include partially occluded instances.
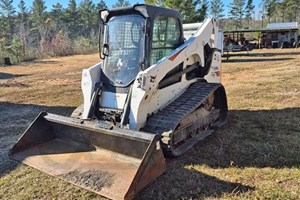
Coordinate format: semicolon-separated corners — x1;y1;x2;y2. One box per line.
151;16;181;65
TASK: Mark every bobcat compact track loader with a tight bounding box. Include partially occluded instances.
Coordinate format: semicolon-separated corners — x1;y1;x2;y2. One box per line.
10;4;228;200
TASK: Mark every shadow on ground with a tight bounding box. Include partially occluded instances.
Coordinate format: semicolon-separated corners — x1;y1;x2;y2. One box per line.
0;102;76;178
223;57;293;63
1;102;299;199
137;162;254;199
188;108;300;169
223;51;300;58
0;73;28;80
30;60;60;65
222;50;300;62
251;51;300;57
137;107;300;199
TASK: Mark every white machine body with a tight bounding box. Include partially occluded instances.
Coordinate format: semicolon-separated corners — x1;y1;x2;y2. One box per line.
81;18;222;130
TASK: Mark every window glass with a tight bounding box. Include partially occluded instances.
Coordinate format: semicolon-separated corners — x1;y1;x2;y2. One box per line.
102;14;145;86
151;16;181;65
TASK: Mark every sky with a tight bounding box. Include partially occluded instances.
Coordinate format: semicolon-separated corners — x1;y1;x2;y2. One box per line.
13;0;263;19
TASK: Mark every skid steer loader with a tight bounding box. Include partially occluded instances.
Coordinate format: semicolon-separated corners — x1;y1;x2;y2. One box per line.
9;4;228;200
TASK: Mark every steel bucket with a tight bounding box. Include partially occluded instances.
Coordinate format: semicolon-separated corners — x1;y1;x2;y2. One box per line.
9;112;166;200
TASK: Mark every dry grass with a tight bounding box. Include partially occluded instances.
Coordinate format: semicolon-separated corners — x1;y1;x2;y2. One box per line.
0;49;300;200
0;54;100;106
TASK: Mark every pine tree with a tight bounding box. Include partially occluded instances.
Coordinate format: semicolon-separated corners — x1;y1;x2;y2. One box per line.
228;0;245;29
78;0;97;37
263;0;278;22
112;0;130;8
18;0;29;55
30;0;47;53
65;0;79;38
143;0;207;23
18;0;28;21
163;0;201;23
0;0;16;42
285;0;300;21
279;0;286;22
96;0;108;11
245;0;255;24
194;0;208;22
210;0;224;18
144;0;164;6
30;0;47;36
31;0;47;27
51;3;64;30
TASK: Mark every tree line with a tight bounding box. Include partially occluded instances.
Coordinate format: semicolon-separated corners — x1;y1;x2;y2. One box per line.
0;0;130;64
227;0;300;30
262;0;300;23
0;0;299;65
145;0;254;23
146;0;300;28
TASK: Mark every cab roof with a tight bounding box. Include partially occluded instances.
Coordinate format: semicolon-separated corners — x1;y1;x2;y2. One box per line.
100;4;181;22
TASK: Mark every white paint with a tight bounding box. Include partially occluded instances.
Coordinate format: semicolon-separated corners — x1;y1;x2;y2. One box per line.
79;19;222;130
129;18;221;130
81;63;101;119
101;91;127;110
217;30;224;54
204;51;222;83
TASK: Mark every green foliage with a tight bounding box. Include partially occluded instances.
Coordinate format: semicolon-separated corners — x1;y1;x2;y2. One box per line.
112;0;131;8
78;0;98;37
146;0;208;23
51;3;64;29
0;0;15;41
18;0;27;16
72;36;98;55
145;0;165;6
195;0;208;22
165;0;197;22
0;36;23;64
262;0;300;22
0;0;298;66
245;0;255;22
29;0;47;51
228;0;245;29
16;0;29;57
0;0;108;64
30;0;47;27
263;0;278;22
0;0;15;17
65;0;79;39
210;0;225;18
96;0;108;10
9;36;23;63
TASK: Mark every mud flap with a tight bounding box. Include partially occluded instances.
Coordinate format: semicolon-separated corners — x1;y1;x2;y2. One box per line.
9;112;166;200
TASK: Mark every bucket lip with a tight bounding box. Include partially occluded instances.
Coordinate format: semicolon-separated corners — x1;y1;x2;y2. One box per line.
42;112;157;142
9;112;158;157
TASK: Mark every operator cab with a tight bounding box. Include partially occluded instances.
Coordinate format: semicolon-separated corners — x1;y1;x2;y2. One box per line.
99;4;184;89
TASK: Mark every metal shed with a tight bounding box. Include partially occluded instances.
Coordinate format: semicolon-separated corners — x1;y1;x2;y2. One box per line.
263;22;298;48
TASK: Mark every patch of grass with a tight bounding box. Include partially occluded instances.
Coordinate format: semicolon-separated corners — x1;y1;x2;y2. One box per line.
0;166;104;200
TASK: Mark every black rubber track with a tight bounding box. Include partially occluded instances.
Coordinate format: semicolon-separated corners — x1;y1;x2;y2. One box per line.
143;81;228;156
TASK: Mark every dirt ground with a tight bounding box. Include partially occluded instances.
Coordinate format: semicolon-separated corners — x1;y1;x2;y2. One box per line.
0;49;299;199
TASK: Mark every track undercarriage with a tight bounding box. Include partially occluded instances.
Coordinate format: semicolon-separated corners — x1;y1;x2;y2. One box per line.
144;81;228;156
